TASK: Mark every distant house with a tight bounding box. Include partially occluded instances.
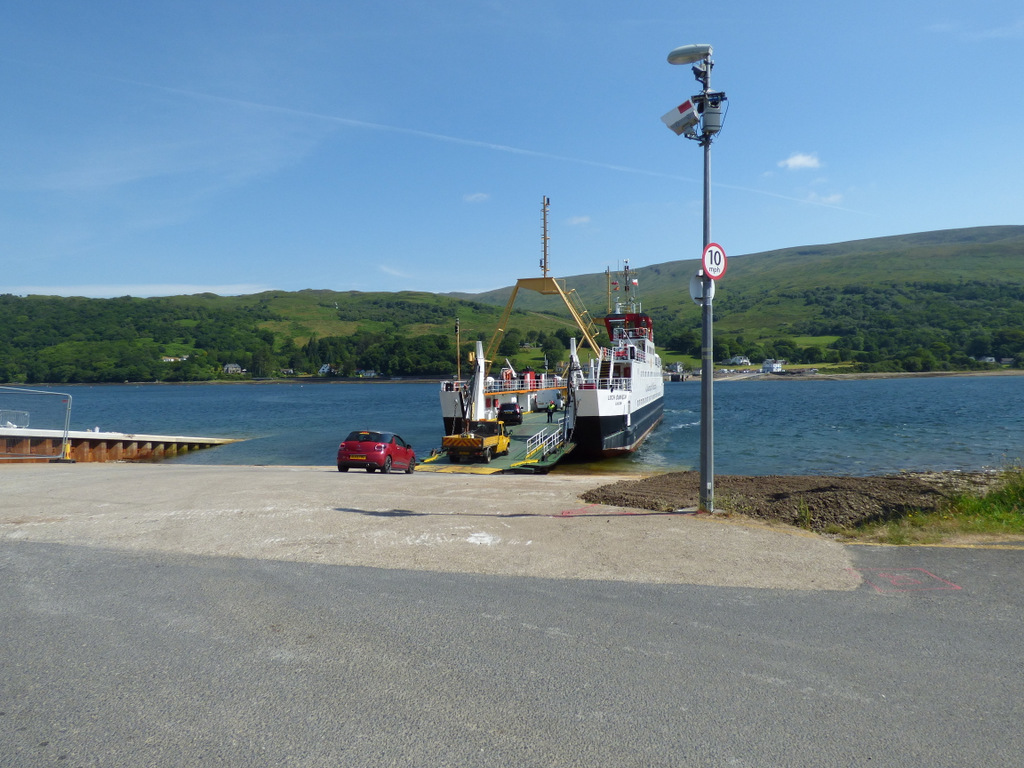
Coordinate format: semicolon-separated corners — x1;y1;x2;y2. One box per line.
318;364;336;376
223;363;242;374
761;359;784;373
726;355;751;366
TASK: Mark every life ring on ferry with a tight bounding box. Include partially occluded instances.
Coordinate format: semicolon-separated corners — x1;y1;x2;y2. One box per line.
615;349;627;358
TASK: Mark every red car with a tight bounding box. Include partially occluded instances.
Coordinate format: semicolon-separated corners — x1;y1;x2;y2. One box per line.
337;430;416;473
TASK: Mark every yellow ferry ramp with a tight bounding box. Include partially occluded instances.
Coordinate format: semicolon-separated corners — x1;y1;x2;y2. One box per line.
416;463;505;475
418;410;573;474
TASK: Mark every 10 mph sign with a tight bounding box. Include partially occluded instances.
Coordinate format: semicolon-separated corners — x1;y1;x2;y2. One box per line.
702;242;727;279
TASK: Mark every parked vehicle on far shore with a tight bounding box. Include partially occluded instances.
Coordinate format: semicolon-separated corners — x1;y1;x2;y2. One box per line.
337;430;416;473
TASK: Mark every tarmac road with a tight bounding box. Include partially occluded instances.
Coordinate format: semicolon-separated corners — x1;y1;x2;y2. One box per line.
2;464;1022;767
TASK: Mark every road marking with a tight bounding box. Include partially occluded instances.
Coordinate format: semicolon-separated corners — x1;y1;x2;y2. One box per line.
846;541;1024;550
851;568;962;593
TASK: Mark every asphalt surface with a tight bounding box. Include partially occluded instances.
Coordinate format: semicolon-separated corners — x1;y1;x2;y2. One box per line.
2;464;1023;767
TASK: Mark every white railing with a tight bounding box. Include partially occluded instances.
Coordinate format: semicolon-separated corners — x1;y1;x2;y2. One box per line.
578;378;632;391
525;421;566;459
441;378;565;394
603;346;647;364
484;378;564;394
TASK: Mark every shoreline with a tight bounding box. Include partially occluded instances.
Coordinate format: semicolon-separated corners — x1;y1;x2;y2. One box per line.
714;368;1024;382
5;368;1023;388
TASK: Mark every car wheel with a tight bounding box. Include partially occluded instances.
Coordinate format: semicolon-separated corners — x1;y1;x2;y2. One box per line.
483;447;492;463
337;465;348;472
405;460;415;474
383;456;392;474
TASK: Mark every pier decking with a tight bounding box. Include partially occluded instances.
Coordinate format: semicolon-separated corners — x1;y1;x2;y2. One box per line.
418;411;574;474
0;428;238;464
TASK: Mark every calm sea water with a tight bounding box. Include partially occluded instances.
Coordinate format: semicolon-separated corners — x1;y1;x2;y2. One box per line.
8;376;1024;475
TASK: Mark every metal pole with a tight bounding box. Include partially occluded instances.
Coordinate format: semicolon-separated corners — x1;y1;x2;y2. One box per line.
699;64;714;512
666;43;722;512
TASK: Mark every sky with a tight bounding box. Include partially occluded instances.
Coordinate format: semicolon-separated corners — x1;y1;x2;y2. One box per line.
2;0;1022;298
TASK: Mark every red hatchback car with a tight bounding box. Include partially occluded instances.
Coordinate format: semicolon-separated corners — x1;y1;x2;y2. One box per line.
337;430;416;473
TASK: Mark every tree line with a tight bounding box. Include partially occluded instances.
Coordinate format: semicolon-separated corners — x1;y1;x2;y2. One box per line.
3;276;1022;384
0;295;466;384
657;280;1024;372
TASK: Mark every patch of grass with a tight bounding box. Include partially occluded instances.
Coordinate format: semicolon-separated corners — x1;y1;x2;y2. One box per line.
796;500;814;530
838;468;1024;544
945;469;1024;533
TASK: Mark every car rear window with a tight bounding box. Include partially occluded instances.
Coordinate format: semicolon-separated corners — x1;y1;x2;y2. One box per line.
346;431;382;443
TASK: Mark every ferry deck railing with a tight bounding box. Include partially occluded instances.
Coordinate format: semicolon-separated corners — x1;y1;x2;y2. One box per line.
603;345;648;364
578;377;632;391
441;378;566;394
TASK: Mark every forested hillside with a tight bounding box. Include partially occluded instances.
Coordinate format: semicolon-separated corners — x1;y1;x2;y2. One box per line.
0;292;500;383
2;226;1022;384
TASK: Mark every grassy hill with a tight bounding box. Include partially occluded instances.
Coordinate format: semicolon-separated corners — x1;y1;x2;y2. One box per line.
450;225;1024;332
3;225;1023;383
136;224;1023;349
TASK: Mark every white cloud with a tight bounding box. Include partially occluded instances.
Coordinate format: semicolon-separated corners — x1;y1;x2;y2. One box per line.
379;265;413;279
778;153;821;170
567;215;591;226
973;18;1024;40
463;192;490;203
807;191;844;205
929;17;1024;40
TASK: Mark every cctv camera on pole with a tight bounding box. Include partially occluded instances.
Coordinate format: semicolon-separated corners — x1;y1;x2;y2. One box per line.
663;43;728;512
661;98;701;137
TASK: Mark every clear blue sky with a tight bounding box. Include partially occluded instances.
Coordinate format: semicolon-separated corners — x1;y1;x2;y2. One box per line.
3;1;1021;298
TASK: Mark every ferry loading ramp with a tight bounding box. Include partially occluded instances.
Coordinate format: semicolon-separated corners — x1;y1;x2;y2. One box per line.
419;410;574;474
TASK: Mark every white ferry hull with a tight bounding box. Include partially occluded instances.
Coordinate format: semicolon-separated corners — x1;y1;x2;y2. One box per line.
571;384;664;458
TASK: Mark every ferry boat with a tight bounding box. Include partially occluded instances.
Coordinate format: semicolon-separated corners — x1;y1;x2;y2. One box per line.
564;261;665;458
438;199;664;464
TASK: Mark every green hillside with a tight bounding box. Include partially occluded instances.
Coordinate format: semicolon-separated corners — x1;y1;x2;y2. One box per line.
2;226;1023;384
454;225;1024;370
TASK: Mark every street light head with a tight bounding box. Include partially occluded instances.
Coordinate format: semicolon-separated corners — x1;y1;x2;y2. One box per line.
667;44;712;65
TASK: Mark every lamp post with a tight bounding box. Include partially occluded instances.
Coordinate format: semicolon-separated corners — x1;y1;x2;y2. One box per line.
664;43;727;512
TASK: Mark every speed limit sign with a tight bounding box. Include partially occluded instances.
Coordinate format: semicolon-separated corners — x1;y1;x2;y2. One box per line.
701;242;727;280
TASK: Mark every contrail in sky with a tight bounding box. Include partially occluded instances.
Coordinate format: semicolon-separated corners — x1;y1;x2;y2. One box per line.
134;78;864;213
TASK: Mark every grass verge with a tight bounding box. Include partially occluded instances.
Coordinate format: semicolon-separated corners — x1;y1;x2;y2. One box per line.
834;468;1024;544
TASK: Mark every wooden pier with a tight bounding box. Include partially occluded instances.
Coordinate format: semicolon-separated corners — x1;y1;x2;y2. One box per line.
0;428;238;464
